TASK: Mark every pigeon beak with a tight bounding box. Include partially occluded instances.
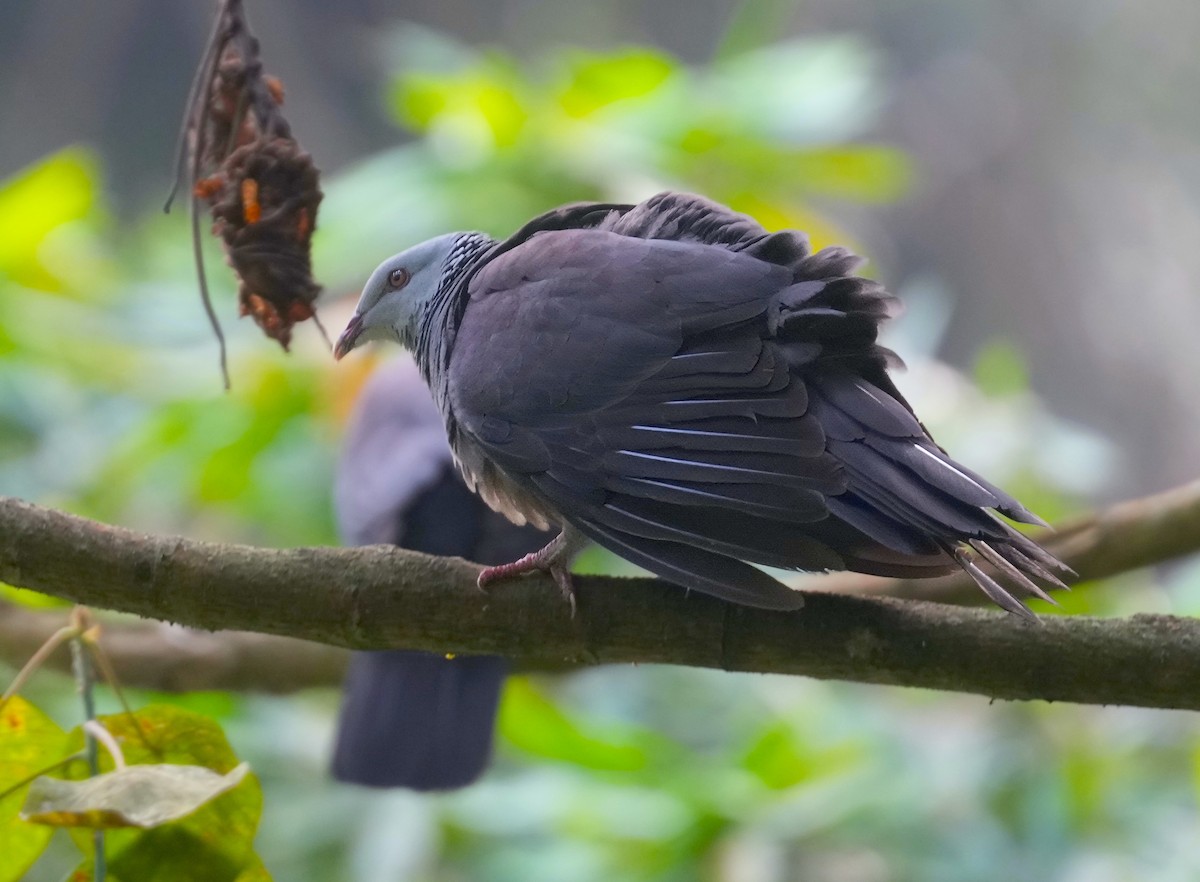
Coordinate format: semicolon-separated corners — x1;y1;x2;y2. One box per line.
333;314;364;361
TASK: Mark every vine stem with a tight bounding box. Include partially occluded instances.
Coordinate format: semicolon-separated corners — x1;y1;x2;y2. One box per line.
70;617;105;882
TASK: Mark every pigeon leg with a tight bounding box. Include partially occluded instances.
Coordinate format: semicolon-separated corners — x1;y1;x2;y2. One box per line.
477;528;588;613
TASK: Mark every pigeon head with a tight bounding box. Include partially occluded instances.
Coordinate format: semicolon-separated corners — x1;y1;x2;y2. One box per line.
334;233;471;360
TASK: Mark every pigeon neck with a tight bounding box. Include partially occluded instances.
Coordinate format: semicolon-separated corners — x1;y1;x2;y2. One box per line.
413;232;496;397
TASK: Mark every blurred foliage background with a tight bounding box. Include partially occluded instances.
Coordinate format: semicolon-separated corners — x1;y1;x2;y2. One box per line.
2;2;1200;880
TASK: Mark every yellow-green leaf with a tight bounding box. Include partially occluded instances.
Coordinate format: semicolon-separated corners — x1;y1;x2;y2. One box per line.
393;69;528;148
231;854;274;882
69;847;274;882
0;148;97;291
558;50;675;117
743;724;814;790
0;583;70;610
0;696;70;882
231;854;274;881
62;706;263;882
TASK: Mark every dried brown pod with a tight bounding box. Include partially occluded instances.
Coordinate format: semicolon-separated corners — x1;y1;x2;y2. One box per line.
166;0;326;387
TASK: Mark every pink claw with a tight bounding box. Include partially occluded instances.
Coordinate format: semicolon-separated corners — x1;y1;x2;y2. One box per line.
477;549;577;616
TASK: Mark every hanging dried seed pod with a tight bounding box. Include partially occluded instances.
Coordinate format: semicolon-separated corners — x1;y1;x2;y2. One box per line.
167;0;326;387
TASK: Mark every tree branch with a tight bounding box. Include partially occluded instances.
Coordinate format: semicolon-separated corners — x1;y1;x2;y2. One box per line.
2;486;1200;709
0;599;348;693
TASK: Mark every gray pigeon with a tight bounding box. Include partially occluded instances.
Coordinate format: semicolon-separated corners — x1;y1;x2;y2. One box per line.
332;357;550;789
333;192;1069;618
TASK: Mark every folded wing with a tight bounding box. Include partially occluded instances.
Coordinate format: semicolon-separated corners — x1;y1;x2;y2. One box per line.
447;194;1069;614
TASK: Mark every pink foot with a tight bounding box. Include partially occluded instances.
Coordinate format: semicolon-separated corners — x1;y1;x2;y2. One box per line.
476;534;581;616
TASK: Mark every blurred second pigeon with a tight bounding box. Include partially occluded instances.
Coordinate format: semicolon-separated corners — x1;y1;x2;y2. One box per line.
332;357;551;790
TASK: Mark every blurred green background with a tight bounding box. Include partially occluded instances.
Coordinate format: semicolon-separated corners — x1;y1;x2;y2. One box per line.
3;2;1200;880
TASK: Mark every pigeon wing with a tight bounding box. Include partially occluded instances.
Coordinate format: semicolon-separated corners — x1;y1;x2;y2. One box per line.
447;229;842;610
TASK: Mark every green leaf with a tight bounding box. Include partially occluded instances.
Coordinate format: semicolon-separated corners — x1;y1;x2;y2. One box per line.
392;67;528;148
558;50;675;117
62;706;263;882
743;724;813;790
395;74;450;128
0;148;97;291
231;854;274;881
0;696;70;882
743;722;863;790
974;340;1031;399
498;678;647;771
22;762;250;829
0;583;70;610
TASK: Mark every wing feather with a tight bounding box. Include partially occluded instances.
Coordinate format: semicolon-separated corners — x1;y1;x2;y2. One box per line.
603;475;826;521
573;518;807;611
597;423;821;456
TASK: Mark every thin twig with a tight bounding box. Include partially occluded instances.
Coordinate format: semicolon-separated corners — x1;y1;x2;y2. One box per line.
71;630;105;882
190;190;231;390
168;0;234;389
0;623;76;714
310;310;334;350
82;634;157;754
82;721;127;773
163;1;228;213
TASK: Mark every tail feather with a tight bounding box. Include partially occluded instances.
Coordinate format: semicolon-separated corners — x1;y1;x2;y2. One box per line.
1002;543;1073;590
950;546;1039;621
332;651;507;790
969;539;1059;606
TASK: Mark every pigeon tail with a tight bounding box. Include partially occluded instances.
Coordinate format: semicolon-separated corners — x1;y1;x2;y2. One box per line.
332;651;507;790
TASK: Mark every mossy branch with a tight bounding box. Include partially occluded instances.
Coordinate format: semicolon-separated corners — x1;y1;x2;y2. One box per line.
2;483;1200;709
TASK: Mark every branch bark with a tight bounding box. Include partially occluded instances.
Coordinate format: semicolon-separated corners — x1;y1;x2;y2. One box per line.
0;599;348;693
2;486;1200;709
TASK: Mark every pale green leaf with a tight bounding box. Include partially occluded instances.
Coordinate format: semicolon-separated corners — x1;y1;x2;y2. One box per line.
22;762;249;829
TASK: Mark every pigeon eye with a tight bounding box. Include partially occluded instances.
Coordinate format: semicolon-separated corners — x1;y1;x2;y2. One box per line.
388;267;411;289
